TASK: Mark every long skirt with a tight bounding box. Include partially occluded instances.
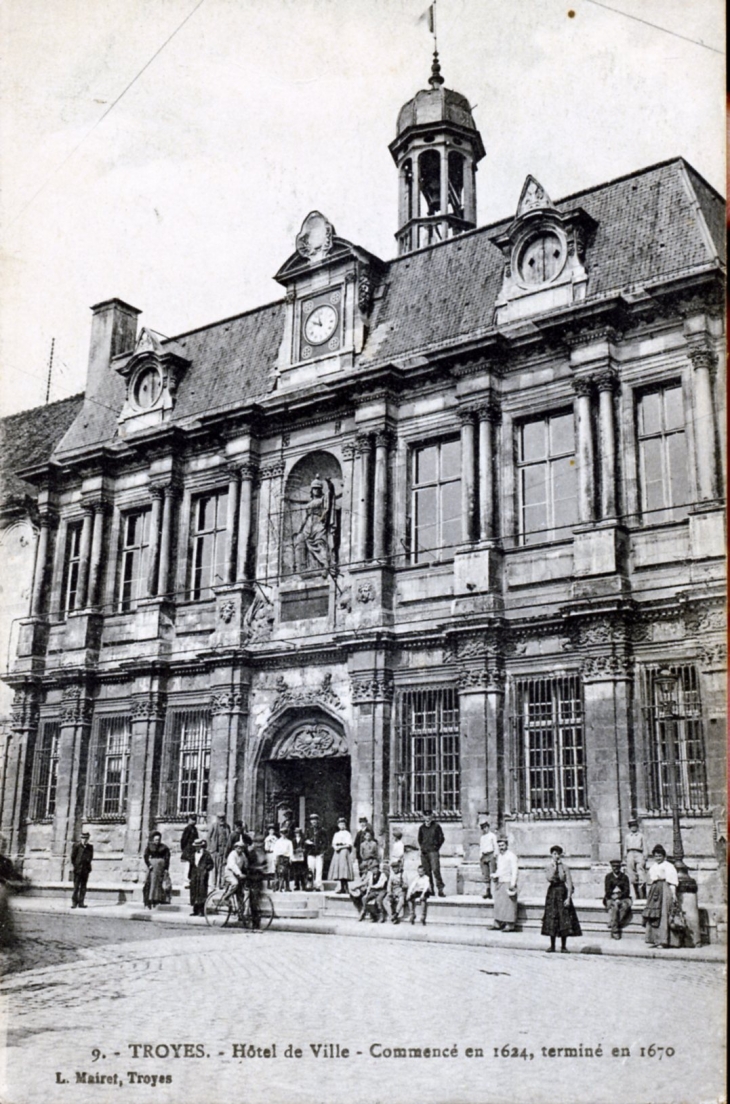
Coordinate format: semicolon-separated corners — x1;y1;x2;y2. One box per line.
493;883;518;926
144;857;168;907
328;847;354;881
642;881;682;947
541;881;582;938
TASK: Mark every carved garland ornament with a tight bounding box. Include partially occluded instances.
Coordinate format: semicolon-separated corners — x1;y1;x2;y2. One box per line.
272;672;343;713
350;673;394;703
272;723;347;760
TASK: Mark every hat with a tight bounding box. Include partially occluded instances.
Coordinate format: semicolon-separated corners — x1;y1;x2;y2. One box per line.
194;839;206;848
480;819;490;828
651;844;666;857
549;844;564;855
628;818;638;827
497;835;508;844
81;832;90;838
235;840;246;850
309;813;319;820
609;858;622;865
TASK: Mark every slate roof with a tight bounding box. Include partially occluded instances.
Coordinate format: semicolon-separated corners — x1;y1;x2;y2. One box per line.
52;157;723;460
0;393;84;507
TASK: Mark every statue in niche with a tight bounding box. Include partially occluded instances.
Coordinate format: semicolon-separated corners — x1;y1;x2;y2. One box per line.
291;474;340;573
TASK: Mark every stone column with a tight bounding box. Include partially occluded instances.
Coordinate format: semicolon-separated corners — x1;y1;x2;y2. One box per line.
573;378;595;524
350;671;392;836
208;687;246;820
355;434;372;563
596;370;617;519
76;505;94;609
459;409;477;542
51;684;93;880
87;501;107;609
457;677;488;863
156;483;178;598
688;343;719;502
146;486;164;598
236;463;256;582
48;517;68;619
477;403;499;540
372;429;392;561
225;467;240;584
123;690;166;874
30;510;57;616
0;690;39;859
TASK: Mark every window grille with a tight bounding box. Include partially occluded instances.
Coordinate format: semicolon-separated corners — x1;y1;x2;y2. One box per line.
86;715;132;818
119;509;151;610
159;708;211;818
394;687;460;816
189;490;228;599
62;522;83;614
510;674;587;817
637;384;689;523
639;665;708;814
517;411;578;545
30;721;60;820
408;439;461;563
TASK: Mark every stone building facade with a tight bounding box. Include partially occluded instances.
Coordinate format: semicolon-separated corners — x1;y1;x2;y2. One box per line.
1;64;726;899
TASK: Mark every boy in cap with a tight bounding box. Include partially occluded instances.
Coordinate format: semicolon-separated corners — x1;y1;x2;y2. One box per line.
479;818;498;899
603;858;632;939
407;864;432;925
624;818;647;899
386;857;408;923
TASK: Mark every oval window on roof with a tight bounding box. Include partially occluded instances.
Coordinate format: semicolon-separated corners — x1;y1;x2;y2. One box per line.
518;231;565;286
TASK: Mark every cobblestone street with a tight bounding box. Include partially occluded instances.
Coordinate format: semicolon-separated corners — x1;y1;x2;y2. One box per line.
0;913;725;1104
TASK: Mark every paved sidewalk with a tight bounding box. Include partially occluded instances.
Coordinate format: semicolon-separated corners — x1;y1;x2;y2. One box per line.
10;894;725;963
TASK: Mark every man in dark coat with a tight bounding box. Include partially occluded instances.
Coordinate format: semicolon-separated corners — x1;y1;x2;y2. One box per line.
189;840;214;916
208;814;231;887
180;815;198;886
603;858;632;939
70;832;93;908
226;820;252;856
417;810;446;897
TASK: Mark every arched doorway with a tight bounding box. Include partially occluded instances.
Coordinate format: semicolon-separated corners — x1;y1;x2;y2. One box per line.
261;720;351;839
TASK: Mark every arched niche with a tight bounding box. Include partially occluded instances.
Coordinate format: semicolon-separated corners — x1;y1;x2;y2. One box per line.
280;451;342;577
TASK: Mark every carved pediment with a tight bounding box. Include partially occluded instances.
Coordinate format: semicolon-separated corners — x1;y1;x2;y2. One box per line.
271;722;348;760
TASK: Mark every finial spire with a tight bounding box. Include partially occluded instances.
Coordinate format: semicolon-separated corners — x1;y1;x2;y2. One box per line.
429;50;444;88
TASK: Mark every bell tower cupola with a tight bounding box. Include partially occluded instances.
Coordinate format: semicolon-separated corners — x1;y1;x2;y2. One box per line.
390;53;485;255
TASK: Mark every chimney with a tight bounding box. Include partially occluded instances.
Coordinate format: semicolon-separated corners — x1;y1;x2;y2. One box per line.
87;298;141;398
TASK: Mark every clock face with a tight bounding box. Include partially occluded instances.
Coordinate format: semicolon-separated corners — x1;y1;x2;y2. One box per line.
133;366;162;409
304;304;338;345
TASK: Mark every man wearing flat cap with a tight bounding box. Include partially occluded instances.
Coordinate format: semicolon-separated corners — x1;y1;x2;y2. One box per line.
70;831;93;909
603;859;632;939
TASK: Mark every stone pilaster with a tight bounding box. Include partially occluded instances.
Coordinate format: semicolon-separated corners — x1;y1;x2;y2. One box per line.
208;684;247;821
349;668;393;836
573;377;595;524
30;509;57;616
459;408;477;542
51;682;94;880
123;689;166;876
687;338;719;503
0;687;39;860
596;370;617;519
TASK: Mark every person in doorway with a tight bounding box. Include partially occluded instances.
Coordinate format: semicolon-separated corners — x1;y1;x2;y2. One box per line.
226;820;252;856
143;831;171;910
491;836;518;932
407;864;432;925
305;813;327;890
603;858;632;940
70;831;94;909
290;827;308;890
208;814;231;888
273;827;294;892
263;824;278;885
329;817;354;893
417;810;446;897
624;818;647;900
541;845;582;952
180;816;198;888
642;844;682;948
479;819;498;899
189;839;214;916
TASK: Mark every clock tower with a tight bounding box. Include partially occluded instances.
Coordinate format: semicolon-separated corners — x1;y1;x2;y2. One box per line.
390;53;485;255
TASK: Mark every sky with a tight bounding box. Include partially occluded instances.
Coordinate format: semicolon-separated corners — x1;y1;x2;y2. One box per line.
0;0;724;417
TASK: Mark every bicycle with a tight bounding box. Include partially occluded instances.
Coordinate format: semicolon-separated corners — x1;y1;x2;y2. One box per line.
204;883;275;930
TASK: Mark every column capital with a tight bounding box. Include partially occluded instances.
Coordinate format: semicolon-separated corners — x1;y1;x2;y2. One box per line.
149;477;182;500
354;433;372;455
38;507;59;529
595;368;618;393
259;458;285;480
458;405;477;426
374;427;395;450
686;339;718;375
342;441;357;461
572;375;594;398
475;399;501;424
235;460;259;482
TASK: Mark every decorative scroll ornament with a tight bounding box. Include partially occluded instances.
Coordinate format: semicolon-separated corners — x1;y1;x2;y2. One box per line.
131;693;166;721
272;672;343;713
210;690;244;715
60;685;94;725
350;673;394;702
272;723;348;760
295;211;335;263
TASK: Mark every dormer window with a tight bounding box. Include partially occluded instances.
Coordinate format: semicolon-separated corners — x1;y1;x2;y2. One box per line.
132;365;163;409
518;231;565;286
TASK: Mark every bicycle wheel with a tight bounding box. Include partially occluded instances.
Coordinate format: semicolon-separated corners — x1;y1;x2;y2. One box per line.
244;891;275;931
205;888;234;928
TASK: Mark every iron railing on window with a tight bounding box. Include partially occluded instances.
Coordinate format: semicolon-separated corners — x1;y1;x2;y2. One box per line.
639;665;708;814
394;686;460;816
86;715;132;819
509;674;588;818
29;721;60;821
158;708;211;818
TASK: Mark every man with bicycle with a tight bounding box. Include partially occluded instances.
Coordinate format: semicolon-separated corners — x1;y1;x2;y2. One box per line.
224;839;266;930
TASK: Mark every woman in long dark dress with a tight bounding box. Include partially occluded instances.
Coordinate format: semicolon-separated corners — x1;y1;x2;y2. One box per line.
189;840;214;915
143;831;171;909
541;845;582;952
